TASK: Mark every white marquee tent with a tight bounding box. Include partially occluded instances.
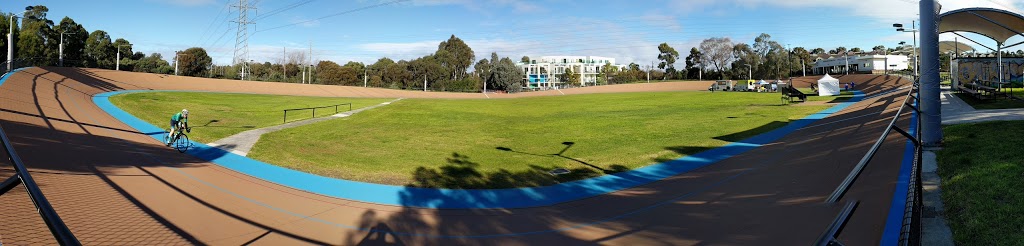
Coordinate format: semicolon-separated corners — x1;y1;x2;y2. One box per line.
817;74;840;96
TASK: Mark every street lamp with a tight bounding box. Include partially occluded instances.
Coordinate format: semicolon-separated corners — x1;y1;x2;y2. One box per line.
895;22;918;77
59;31;76;67
116;44;132;71
7;6;34;71
744;64;751;80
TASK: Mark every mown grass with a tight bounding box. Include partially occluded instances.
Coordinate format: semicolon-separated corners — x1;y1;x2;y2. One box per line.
110;92;392;143
248;91;832;188
936;121;1024;245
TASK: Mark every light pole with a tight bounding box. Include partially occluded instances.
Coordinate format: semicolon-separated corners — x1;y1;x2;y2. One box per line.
59;31;76;67
895;21;918;77
7;6;34;71
115;44;132;71
744;64;751;80
174;51;180;76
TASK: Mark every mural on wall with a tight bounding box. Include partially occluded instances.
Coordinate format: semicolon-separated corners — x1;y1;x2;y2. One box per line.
955;57;1024;85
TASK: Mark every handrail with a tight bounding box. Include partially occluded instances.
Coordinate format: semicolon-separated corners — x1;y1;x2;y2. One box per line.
814;201;859;246
0;124;81;245
282;102;352;123
825;79;919;203
816;73;922;245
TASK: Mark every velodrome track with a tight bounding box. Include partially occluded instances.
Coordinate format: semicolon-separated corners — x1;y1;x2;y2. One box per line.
0;67;911;245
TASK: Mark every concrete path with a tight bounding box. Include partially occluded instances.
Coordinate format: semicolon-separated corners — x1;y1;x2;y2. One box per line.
208;98;403;156
942;87;1024;125
921;150;955;246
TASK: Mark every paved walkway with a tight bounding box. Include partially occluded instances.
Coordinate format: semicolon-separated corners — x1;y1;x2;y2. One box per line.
942;87;1024;125
208;98;403;156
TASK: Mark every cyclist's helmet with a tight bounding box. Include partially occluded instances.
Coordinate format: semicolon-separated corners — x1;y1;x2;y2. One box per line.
182;109;189;117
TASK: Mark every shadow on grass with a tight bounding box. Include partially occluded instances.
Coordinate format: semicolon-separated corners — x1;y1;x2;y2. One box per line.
407;151;628;189
714;121;788;142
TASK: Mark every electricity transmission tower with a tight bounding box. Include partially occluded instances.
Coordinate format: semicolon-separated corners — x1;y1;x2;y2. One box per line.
232;0;256;80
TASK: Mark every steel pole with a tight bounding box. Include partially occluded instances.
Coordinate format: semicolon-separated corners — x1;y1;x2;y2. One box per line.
7;15;14;71
920;0;942;146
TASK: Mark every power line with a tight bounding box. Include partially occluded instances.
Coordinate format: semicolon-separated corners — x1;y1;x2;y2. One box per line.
253;0;315;21
256;0;410;33
194;0;234;47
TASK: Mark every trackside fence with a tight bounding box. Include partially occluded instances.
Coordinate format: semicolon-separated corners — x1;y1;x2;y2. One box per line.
283;103;352;123
815;74;923;246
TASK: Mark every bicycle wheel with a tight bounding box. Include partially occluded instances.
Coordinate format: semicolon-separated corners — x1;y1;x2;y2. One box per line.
163;131;171;145
175;134;190;153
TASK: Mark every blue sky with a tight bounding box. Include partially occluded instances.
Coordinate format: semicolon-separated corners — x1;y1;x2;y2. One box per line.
3;0;1022;66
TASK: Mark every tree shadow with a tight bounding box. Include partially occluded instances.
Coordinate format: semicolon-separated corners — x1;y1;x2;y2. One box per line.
714;121;789;142
407;152;619;189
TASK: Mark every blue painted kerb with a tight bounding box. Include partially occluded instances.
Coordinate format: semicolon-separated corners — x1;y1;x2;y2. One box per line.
93;90;864;209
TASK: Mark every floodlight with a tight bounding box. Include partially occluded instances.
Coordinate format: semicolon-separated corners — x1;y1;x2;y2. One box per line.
893;23;903;28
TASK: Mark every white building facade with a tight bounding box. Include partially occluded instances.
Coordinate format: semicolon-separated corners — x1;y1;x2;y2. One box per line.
812;54;910;75
517;56;623;89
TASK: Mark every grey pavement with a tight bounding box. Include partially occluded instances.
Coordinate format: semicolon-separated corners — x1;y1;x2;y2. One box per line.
942;87;1024;125
921;150;954;246
208;98;403;156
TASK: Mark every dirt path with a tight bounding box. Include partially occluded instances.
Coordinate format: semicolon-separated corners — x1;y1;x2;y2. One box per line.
0;68;911;245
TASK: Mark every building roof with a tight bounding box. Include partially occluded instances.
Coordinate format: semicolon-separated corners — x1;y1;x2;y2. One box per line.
939;7;1024;44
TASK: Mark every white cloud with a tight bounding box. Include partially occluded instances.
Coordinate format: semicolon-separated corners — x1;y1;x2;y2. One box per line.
670;0;1024;23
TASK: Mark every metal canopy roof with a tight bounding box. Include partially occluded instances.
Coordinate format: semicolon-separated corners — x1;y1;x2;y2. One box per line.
939;7;1024;44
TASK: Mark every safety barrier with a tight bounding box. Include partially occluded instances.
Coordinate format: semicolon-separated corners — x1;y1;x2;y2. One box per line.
816;74;922;246
282;103;352;123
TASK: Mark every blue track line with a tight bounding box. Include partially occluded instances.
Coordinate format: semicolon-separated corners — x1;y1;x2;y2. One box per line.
93;89;865;209
879;97;919;245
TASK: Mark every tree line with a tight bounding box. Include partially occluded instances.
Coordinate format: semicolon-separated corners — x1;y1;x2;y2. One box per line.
669;33;916;81
0;5;193;74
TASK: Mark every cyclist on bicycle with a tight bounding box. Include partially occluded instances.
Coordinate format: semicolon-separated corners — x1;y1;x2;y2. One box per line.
166;109;190;146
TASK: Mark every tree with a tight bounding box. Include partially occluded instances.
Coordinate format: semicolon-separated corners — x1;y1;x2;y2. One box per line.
17;5;54;66
177;47;212;77
84;30;114;68
830;46;847;54
561;65;579;86
436;34;474;80
486;52;523;93
685;47;702;79
521;56;530;63
50;17;88;67
316;60;360;85
134;53;170;74
811;48;826;55
657;43;679;80
699;37;734;79
731;43;758;79
791;47;812;76
474;58;491;88
850;47;862;53
112;38;133;70
368;57;394;87
872;45;886;52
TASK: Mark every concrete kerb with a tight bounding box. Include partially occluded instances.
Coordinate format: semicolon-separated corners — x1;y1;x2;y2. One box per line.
93;89;865;209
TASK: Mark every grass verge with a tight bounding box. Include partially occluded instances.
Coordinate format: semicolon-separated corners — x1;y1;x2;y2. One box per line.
249;91;831;188
110;92;393;143
936;120;1024;245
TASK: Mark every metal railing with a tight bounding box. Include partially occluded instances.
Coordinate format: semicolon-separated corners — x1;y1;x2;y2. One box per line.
816;74;922;246
282;103;352;123
0;123;81;245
